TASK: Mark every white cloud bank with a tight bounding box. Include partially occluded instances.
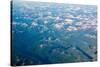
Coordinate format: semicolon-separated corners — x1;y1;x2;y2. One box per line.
21;0;98;5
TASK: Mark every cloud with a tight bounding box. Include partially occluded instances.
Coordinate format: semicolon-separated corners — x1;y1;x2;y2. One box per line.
75;22;83;26
44;20;48;24
23;0;97;5
54;23;64;29
31;21;38;27
66;26;78;32
64;19;73;25
39;44;44;48
21;23;28;27
12;22;20;25
84;34;96;39
12;22;28;27
39;25;48;33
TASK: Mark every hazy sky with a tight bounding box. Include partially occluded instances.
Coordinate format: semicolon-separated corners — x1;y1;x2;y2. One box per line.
13;0;98;5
